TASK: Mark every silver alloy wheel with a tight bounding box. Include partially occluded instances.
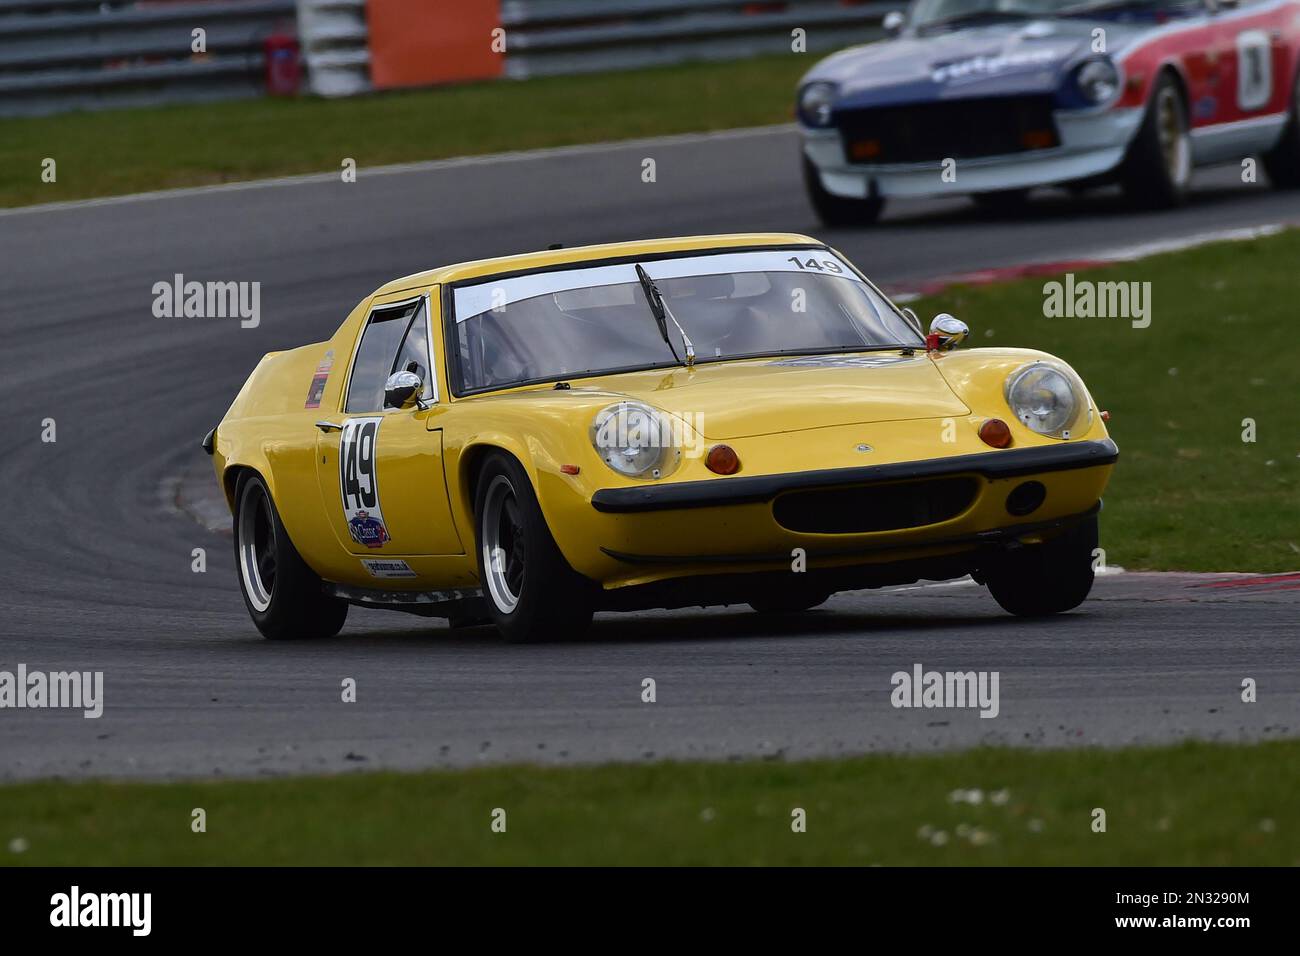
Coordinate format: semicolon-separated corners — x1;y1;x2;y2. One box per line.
481;474;524;614
237;481;276;613
1156;85;1191;187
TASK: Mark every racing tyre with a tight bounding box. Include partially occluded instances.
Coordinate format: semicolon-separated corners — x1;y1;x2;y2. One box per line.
803;156;884;226
748;588;832;614
234;472;348;640
1120;73;1191;208
1263;68;1300;188
474;452;595;643
982;515;1098;617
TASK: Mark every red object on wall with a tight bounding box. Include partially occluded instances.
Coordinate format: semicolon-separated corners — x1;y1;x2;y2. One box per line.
368;0;504;90
264;33;301;96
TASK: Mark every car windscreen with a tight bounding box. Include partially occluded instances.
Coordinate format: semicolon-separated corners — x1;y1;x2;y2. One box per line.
450;249;921;393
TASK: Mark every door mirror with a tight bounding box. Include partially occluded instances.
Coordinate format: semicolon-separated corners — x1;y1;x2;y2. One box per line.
384;369;425;409
928;313;969;351
883;10;906;34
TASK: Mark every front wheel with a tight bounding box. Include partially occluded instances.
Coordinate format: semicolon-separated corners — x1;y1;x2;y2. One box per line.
233;472;347;639
803;156;884;226
474;452;595;643
1120;74;1191;208
982;515;1099;617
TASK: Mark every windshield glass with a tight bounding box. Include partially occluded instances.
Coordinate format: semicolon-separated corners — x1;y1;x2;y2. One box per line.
450;249;921;393
911;0;1184;28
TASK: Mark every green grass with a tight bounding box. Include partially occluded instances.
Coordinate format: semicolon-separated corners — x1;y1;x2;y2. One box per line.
0;55;807;208
0;741;1295;865
910;230;1300;572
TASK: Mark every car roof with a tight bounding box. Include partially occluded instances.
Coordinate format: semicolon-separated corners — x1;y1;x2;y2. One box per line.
375;233;824;295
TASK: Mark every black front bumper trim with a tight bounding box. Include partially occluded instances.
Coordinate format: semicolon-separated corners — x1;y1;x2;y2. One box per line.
591;438;1118;514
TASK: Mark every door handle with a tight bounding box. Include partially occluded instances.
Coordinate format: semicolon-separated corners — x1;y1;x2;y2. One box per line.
315;420;343;433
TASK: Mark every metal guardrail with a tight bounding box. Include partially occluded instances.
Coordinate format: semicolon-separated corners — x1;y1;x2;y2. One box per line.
499;0;891;79
2;0;889;116
0;0;296;116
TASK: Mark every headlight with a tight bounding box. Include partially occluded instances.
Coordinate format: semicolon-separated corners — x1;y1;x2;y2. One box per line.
1005;362;1091;439
1076;59;1119;105
798;81;838;128
590;401;681;479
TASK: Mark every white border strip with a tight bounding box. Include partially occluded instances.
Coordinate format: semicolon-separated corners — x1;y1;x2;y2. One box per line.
0;124;796;220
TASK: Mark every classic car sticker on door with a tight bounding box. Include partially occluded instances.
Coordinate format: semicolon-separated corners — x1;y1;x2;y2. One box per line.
338;416;391;548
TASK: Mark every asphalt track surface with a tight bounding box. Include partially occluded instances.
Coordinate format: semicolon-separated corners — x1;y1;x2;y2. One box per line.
2;125;1297;781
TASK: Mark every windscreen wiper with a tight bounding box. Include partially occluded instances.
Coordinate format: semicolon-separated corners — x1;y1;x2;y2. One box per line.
635;264;695;368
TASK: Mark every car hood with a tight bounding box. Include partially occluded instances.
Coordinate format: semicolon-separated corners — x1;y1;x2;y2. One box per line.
802;18;1150;107
571;353;970;440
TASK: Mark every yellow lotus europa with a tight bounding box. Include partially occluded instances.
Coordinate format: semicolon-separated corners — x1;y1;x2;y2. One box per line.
205;233;1117;642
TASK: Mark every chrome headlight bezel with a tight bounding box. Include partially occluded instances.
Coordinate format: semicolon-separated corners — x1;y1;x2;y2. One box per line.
797;81;839;128
590;401;682;480
1075;58;1120;106
1004;361;1092;440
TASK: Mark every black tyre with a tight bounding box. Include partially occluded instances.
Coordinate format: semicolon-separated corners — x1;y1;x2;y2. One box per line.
233;472;347;640
748;587;832;614
982;515;1099;617
1120;73;1191;208
803;156;884;226
1263;68;1300;188
474;452;594;643
970;188;1031;214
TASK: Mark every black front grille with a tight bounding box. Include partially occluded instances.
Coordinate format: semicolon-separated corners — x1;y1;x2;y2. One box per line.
773;477;978;535
837;96;1058;164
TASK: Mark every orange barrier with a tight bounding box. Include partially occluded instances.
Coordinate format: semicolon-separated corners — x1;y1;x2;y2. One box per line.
366;0;503;90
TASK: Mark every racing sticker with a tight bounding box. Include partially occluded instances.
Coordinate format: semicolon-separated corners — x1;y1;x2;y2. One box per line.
360;558;417;579
304;350;334;409
338;416;391;549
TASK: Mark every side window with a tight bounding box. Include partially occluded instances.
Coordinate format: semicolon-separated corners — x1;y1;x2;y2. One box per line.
345;302;420;413
391;306;435;403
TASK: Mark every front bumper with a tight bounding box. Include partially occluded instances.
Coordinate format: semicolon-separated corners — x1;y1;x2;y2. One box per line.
593;439;1118;513
565;437;1117;588
803;107;1142;199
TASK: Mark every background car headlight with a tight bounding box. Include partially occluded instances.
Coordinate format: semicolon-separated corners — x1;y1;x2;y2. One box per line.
1005;362;1091;439
590;401;681;479
798;82;838;128
1076;59;1119;104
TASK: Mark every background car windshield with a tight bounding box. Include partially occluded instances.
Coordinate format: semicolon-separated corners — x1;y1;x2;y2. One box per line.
452;251;921;392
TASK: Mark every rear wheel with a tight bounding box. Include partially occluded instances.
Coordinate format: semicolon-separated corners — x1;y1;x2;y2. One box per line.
803;156;884;226
233;472;347;640
982;515;1098;617
1263;68;1300;188
1121;73;1191;208
474;452;594;643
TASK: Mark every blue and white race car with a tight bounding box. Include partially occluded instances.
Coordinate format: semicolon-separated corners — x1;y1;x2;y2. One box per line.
797;0;1300;223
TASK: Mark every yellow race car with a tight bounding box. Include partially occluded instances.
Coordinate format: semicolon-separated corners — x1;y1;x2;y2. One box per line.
205;233;1117;642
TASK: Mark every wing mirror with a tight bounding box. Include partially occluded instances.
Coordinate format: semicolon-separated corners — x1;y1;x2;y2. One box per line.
883;10;906;34
927;313;969;351
384;369;426;409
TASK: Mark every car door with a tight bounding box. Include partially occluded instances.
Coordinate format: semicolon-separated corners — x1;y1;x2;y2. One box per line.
314;292;463;559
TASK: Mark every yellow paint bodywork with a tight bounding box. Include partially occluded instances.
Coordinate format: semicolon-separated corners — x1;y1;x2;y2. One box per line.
211;233;1114;595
